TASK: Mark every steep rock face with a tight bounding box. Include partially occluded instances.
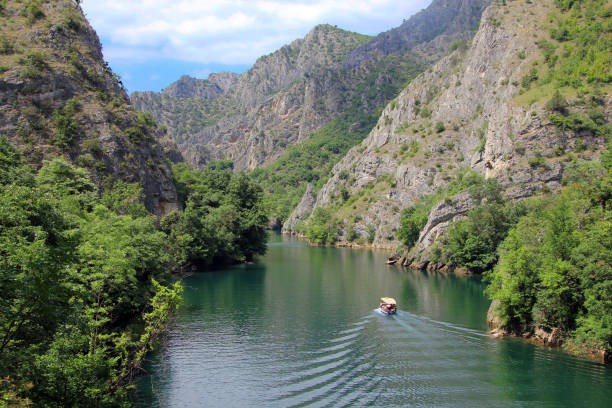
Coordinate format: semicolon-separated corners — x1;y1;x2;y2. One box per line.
134;0;491;171
345;0;491;68
297;0;606;248
0;0;178;215
283;183;317;233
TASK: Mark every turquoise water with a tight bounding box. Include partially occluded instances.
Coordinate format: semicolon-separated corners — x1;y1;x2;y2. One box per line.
135;235;611;407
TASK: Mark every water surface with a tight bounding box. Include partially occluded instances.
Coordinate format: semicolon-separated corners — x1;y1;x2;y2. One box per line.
135;235;611;407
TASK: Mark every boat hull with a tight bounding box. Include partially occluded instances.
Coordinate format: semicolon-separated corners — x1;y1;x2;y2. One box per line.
378;307;397;316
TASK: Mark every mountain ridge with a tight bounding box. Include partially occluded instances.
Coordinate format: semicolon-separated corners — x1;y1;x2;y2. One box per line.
131;0;492;172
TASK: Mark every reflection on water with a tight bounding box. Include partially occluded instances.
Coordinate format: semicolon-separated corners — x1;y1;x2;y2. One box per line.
135;235;611;407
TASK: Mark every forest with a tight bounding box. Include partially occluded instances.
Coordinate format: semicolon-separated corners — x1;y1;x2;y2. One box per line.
0;138;268;406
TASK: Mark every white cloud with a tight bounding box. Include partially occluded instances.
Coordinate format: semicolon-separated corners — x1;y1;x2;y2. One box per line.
81;0;432;66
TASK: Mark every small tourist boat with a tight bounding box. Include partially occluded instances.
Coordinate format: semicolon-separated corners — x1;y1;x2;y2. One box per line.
379;297;397;315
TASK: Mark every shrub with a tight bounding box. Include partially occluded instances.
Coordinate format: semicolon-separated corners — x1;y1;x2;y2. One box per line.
18;51;48;79
546;90;568;114
22;0;45;23
398;204;429;248
304;208;338;245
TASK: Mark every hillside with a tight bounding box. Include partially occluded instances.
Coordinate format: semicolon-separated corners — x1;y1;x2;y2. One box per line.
0;0;177;214
290;0;610;359
290;0;609;247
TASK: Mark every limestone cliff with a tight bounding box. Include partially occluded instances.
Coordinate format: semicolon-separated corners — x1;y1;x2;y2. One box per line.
0;0;178;215
291;0;608;255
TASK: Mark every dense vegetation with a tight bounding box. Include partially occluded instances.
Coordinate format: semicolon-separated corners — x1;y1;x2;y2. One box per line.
0;139;268;406
0;138;181;406
395;0;612;354
170;161;268;267
487;153;611;351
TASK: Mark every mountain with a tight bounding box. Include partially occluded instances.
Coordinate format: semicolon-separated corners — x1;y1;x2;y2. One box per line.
285;0;610;358
287;0;609;256
131;0;492;172
0;0;177;214
345;0;488;67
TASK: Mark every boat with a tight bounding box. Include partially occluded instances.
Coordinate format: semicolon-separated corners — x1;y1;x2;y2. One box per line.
379;297;397;315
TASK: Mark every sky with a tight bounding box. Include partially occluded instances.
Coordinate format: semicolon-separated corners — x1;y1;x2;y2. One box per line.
81;0;433;93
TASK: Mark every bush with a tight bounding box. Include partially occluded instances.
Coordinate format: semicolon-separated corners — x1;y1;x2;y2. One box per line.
22;0;45;23
398;204;429;248
52;98;80;149
18;51;47;79
546;90;568;113
304;208;338;245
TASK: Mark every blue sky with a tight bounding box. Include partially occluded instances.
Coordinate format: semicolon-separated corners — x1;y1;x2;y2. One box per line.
81;0;432;93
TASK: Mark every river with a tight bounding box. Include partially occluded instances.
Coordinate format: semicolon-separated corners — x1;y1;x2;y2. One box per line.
134;235;611;407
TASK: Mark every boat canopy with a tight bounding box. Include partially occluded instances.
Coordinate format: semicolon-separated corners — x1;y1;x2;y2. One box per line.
380;297;397;305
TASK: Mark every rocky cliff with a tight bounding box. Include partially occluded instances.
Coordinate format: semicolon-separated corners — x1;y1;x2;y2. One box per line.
289;0;608;257
0;0;178;215
345;0;489;68
132;0;492;171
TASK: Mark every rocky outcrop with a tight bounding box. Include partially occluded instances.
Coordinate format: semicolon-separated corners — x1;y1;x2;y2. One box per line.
282;183;317;233
405;191;475;268
162;73;240;99
296;0;606;251
0;1;178;215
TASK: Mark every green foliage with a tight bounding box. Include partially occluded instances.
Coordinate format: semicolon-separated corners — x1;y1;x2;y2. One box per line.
124;111;157;144
18;51;47;80
544;1;610;89
0;136;34;186
22;0;45;23
521;68;538;89
528;155;547;168
100;180;148;217
550;111;610;137
398;204;428;248
303;208;338;245
545;89;568;113
486;157;611;349
0;36;14;55
52;98;80;149
444;201;526;272
449;39;469;52
170;164;268;266
434;121;446;133
0;143;183;406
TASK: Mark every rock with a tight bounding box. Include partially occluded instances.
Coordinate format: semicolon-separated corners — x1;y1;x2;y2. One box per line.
282;184;317;233
487;299;504;329
534;327;564;347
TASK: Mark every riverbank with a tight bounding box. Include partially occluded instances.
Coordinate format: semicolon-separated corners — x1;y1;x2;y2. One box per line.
487;300;610;365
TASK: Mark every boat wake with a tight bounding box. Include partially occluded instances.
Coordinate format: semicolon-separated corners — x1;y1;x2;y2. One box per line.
270;310;491;407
